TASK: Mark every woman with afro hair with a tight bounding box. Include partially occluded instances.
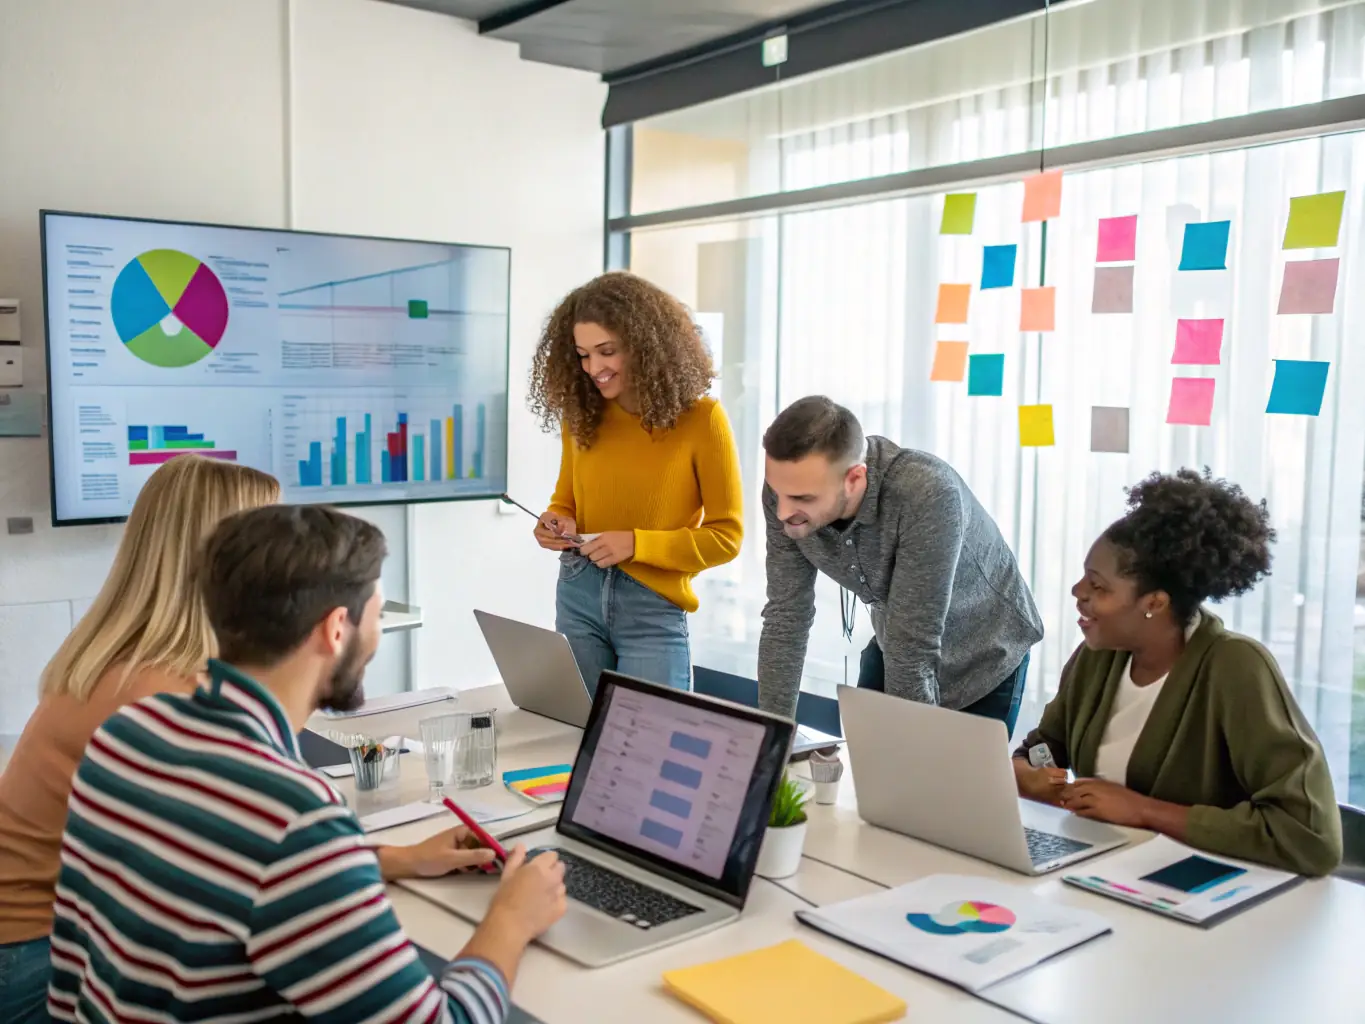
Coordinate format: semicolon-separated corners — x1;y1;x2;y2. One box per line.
527;272;743;694
1013;468;1341;875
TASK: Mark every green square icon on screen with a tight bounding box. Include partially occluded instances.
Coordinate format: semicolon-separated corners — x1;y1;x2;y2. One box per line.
408;299;429;319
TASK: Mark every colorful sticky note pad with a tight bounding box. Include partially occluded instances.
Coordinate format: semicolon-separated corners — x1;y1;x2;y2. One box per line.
1092;266;1134;314
930;341;969;382
934;283;971;324
1266;359;1330;416
1283;191;1345;250
1172;319;1224;365
1178;220;1231;271
941;193;977;235
1277;258;1340;315
967;353;1005;396
1022;169;1063;223
1020;287;1055;331
1097;215;1138;263
981;245;1017;289
1090;406;1130;453
503;764;573;804
1166;377;1216;426
1018;405;1055;447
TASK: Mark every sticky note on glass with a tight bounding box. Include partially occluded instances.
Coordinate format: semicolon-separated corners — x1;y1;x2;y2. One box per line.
930;341;969;382
1019;405;1055;447
1167;377;1216;426
1172;319;1224;365
1092;265;1134;314
941;193;977;235
967;353;1005;396
1097;215;1138;263
981;245;1018;289
1090;406;1130;453
1178;221;1231;271
1022;169;1063;222
935;283;971;324
1020;287;1055;331
1277;258;1339;315
1266;359;1329;416
1283;191;1345;250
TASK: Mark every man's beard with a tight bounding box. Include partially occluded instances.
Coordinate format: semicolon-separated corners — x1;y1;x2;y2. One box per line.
318;632;370;713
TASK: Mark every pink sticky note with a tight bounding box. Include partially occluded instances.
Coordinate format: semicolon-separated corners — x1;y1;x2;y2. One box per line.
1278;258;1340;315
1022;169;1063;223
1166;377;1216;426
1097;215;1138;263
1172;319;1224;365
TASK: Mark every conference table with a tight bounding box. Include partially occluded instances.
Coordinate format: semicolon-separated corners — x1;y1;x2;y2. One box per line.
317;685;1365;1024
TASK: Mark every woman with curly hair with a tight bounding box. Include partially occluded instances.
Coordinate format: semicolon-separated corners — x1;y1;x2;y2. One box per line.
1013;468;1342;875
527;272;743;693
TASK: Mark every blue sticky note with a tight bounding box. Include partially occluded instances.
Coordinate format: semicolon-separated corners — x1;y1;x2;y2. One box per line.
1266;359;1329;416
967;353;1005;396
1179;221;1231;271
980;245;1018;290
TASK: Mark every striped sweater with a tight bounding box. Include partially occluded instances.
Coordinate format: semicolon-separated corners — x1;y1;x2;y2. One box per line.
48;660;510;1023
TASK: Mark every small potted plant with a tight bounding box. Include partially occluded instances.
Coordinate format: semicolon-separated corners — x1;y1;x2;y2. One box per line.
755;774;808;879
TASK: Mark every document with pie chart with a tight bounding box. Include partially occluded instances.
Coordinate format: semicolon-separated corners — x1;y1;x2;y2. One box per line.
796;874;1110;991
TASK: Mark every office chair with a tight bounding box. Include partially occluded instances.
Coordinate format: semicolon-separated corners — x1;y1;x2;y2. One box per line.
1337;803;1365;886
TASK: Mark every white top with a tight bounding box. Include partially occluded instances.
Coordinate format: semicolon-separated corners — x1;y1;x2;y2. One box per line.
1093;613;1200;785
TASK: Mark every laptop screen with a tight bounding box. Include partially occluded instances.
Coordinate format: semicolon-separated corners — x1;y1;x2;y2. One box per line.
558;672;793;907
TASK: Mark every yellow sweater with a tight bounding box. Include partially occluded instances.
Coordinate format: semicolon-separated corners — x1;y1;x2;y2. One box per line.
549;397;743;612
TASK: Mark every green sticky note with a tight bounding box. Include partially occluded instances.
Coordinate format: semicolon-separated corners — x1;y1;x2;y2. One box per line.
1283;191;1346;250
408;299;429;319
941;193;977;235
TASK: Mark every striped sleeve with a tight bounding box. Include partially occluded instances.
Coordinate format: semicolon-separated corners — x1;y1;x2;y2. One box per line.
247;804;509;1024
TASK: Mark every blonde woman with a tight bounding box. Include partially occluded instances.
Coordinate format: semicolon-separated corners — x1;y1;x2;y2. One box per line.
0;455;278;1023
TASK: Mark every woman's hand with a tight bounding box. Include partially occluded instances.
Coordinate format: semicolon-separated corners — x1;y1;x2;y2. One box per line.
1059;778;1153;828
1012;758;1067;805
375;827;497;880
534;512;579;551
580;531;634;568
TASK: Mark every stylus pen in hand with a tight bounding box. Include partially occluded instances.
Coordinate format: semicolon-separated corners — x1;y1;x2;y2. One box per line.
442;796;509;874
501;494;582;544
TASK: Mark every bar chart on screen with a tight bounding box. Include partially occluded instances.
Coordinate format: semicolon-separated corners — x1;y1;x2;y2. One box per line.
127;424;238;466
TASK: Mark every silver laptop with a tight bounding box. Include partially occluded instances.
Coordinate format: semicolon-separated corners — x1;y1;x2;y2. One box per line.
838;685;1127;874
474;610;594;729
404;671;795;967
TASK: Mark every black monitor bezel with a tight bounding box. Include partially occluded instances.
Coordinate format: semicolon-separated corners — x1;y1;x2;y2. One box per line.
556;670;795;910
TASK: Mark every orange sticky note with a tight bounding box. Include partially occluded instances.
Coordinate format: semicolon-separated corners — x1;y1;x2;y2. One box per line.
930;341;969;382
1022;169;1063;223
1019;404;1055;447
935;283;971;324
1020;287;1056;331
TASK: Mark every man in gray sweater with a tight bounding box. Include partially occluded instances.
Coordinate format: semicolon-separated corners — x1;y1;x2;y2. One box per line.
758;396;1043;734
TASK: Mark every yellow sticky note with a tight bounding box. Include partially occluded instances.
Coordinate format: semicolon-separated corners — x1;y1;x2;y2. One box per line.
934;283;971;324
940;193;977;235
663;939;907;1024
1022;169;1063;223
1020;287;1056;332
930;341;969;382
1019;404;1055;447
1283;191;1346;249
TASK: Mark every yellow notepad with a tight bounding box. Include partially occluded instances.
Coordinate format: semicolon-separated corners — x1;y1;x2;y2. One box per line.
662;939;907;1024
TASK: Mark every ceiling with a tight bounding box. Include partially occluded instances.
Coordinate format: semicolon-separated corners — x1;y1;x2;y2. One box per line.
378;0;840;77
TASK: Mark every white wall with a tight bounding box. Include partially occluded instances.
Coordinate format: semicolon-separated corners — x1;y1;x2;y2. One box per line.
0;0;605;731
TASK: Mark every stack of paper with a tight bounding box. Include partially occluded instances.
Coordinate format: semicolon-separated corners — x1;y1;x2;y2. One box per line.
1063;836;1299;925
663;939;906;1024
797;875;1109;992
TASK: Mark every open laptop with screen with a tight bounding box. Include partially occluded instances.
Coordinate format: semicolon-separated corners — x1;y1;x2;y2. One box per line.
839;685;1127;874
402;671;795;967
474;609;594;729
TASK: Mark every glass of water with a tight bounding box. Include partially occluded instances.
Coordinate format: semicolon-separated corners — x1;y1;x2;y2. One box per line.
452;709;498;788
418;713;459;800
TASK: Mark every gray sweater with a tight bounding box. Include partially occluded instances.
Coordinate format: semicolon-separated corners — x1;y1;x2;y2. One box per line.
757;436;1044;717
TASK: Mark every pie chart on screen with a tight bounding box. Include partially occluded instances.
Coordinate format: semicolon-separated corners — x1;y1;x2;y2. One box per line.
111;249;229;368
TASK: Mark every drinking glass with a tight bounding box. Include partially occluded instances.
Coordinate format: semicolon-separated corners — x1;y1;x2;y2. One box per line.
452;709;498;788
419;713;459;800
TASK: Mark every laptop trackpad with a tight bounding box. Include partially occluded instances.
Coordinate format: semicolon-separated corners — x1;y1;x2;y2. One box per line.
1021;799;1125;844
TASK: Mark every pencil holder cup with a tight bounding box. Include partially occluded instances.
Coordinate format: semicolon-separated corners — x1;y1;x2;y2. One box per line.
349;745;399;791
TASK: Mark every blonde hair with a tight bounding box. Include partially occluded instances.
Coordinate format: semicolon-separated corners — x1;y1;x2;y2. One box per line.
41;455;280;701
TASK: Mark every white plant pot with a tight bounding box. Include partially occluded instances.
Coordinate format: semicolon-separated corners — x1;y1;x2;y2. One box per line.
755;820;807;879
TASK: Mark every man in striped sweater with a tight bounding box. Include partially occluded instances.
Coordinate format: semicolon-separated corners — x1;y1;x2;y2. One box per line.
48;504;567;1022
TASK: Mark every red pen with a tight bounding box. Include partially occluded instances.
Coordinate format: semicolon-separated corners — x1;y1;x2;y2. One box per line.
442;797;508;873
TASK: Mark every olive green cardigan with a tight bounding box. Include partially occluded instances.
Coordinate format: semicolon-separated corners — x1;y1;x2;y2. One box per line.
1015;611;1342;876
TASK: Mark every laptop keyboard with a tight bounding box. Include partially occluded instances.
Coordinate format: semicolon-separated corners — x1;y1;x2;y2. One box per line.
1024;827;1093;866
529;848;703;930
